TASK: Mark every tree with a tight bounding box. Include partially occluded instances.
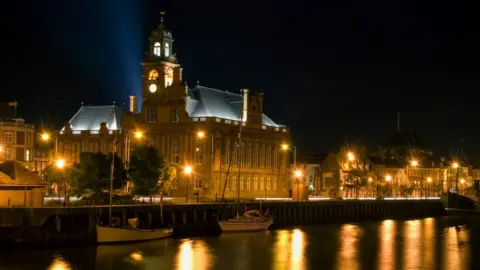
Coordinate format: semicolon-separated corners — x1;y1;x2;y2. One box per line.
129;146;166;202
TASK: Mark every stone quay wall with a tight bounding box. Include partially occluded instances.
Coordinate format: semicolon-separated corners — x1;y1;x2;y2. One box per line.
0;200;445;248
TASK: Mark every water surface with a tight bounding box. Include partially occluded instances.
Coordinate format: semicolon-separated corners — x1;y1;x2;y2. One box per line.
1;217;478;269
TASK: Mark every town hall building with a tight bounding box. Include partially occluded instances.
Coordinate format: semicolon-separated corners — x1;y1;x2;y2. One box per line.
55;14;291;199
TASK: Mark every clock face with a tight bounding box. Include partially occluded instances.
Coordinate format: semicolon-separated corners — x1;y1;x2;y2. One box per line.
149;84;157;93
165;68;173;87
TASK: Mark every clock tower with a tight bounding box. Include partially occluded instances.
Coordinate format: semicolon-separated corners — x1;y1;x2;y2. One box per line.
141;12;186;124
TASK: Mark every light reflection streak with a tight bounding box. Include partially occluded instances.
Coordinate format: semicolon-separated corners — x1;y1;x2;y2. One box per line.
272;229;306;270
338;224;360;270
47;255;72;270
176;239;212;270
444;225;469;269
379;219;395;270
404;220;421;269
423;218;435;268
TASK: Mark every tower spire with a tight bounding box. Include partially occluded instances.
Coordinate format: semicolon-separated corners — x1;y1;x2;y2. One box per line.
397;112;400;131
160;11;166;24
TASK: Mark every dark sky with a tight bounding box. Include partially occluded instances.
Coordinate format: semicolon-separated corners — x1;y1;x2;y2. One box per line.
0;0;478;156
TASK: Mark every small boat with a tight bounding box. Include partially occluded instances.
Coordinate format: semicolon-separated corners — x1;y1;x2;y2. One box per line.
97;218;173;244
97;139;173;244
218;210;274;232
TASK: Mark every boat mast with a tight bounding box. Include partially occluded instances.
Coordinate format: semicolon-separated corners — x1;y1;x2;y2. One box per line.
109;135;117;225
236;90;245;217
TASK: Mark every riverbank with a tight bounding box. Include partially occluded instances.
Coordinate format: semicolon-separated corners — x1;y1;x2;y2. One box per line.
0;199;445;248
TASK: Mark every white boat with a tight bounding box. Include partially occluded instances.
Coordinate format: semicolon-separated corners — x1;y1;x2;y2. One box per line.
218;210;274;232
97;218;173;244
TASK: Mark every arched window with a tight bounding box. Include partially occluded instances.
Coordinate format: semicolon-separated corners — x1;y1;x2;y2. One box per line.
153;42;161;56
148;69;159;80
165;43;170;57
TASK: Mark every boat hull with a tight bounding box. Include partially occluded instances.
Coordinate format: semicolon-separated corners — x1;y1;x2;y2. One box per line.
96;226;173;244
218;219;274;232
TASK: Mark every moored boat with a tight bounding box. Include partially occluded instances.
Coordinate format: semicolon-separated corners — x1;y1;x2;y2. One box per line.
218;210;274;232
96;218;173;244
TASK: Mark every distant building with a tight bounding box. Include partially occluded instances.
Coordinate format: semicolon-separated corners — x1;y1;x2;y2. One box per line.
0;161;46;207
0;101;35;170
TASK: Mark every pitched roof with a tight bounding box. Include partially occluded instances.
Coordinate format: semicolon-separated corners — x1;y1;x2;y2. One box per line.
186;85;283;127
0;161;46;185
62;105;124;131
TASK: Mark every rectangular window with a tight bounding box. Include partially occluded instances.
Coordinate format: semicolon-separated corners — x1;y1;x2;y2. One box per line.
26;133;32;145
266;176;271;191
171;139;180;164
16;131;24;145
194;175;202;189
259;176;264;191
148;108;157;123
253;143;259;168
195;142;203;165
81;140;89;152
246;176;251;190
240;175;244;191
25;150;30;161
232;177;236;191
171;107;180;123
100;140;107;152
225;140;230;165
240;142;245;167
266;145;272;168
246;142;252;168
259;144;266;168
5;149;12;159
272;176;277;191
3;131;13;144
273;146;278;169
253;176;258;191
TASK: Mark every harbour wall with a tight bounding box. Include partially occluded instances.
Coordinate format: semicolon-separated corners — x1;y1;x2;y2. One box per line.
0;200;445;248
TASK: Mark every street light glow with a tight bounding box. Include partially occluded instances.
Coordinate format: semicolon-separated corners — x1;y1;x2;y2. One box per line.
347;152;355;161
281;144;289;150
41;133;50;141
294;170;303;178
184;165;192;175
56;159;65;169
134;131;143;139
460;179;465;184
427;177;432;183
0;145;3;152
452;162;459;168
385;175;392;181
368;177;373;183
410;160;418;167
197;131;205;138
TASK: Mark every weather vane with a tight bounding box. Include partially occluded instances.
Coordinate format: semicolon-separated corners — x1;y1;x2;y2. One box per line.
160;11;166;23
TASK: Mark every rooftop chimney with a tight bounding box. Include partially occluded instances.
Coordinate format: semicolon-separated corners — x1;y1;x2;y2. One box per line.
129;95;138;113
242;89;249;122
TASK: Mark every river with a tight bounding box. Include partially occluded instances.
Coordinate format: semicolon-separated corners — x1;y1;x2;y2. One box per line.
1;217;478;269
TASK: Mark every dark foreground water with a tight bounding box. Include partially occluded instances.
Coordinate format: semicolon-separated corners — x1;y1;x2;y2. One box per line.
1;217;480;269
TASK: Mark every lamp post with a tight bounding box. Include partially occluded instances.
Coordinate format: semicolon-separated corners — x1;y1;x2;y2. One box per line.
196;130;215;201
295;169;303;202
460;179;465;195
41;132;58;160
281;143;297;197
427;177;432;198
453;162;459;193
184;165;192;203
385;175;392;197
55;158;66;207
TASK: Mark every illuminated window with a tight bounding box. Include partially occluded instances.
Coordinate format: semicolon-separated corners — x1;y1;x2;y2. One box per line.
266;145;272;168
81;140;89;152
171;107;180;123
253;176;258;190
259;144;266;168
3;132;13;143
195;142;203;165
240;176;244;191
148;69;159;80
25;150;30;161
246;142;252;167
165;43;170;57
153;42;161;56
253;143;259;168
240;142;245;167
273;146;278;169
246;176;251;190
266;176;271;190
171;139;179;164
259;176;264;190
5;149;11;159
232;177;236;191
194;175;202;189
224;140;230;165
272;176;277;191
148;108;157;123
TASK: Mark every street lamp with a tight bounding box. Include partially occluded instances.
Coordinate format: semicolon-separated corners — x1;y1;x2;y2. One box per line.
281;143;297;198
385;175;392;182
134;130;143;139
184;165;192;203
452;162;460;193
55;158;66;206
294;170;303;202
41;132;58;159
196;131;205;139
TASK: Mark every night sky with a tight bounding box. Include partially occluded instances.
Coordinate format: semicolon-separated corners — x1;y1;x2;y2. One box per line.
0;0;478;156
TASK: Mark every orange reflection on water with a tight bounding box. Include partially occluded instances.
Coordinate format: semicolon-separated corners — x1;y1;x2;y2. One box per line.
404;220;421;269
338;224;361;270
272;229;306;270
47;255;72;270
379;219;395;270
444;226;469;269
176;239;212;270
422;218;435;268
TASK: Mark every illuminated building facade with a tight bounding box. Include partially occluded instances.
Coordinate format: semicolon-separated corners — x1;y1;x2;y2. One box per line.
55;15;291;199
0;101;35;169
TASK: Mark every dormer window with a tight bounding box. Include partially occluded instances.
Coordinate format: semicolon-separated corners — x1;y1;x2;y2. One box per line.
165;43;170;57
154;42;161;56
